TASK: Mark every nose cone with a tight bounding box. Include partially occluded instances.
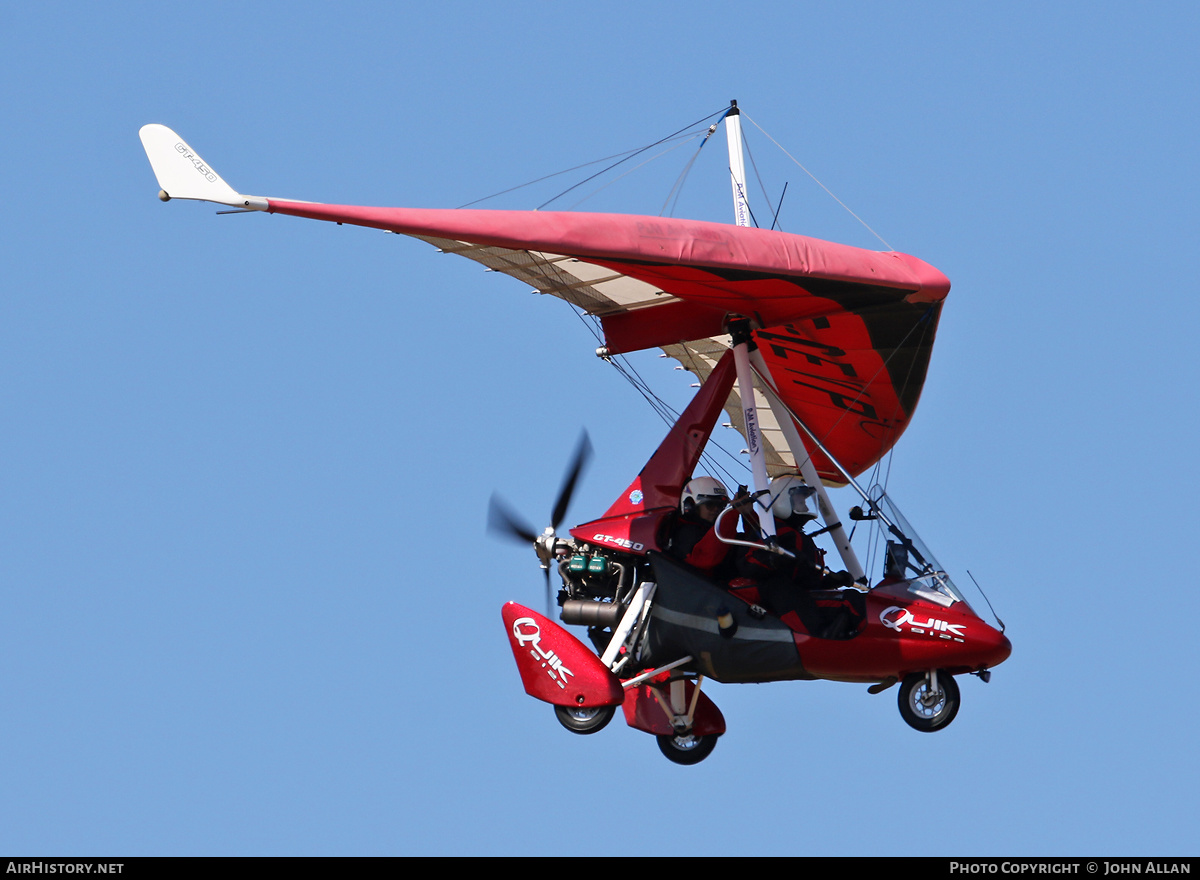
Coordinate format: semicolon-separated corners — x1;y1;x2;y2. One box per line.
974;623;1012;670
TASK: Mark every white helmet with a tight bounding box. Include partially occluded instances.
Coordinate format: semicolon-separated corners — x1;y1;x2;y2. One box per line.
767;475;817;521
681;476;729;515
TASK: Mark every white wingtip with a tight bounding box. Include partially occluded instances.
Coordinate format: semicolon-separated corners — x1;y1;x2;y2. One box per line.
138;124;267;210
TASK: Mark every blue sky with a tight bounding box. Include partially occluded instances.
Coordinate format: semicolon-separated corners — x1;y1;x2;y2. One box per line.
2;1;1198;856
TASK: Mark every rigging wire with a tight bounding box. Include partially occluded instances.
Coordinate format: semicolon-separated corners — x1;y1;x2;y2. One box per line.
871;311;937;580
768;308;937;483
859;458;884;580
741;128;782;231
567;135;704;211
871;309;935;513
822;306;935;577
559;302;747;490
603;344;749;486
456;132;705;209
741;306;939;576
770;182;788;232
511;119;927;531
520;242;749;487
742;112;894;252
661;122;720;217
482;106;928;543
728;172;762;228
537;106;729;211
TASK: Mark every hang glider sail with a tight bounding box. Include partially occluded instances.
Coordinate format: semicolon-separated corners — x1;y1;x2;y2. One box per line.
139;122;949;483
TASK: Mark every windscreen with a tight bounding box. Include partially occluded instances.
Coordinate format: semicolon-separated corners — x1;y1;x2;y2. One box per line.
869;486;971;609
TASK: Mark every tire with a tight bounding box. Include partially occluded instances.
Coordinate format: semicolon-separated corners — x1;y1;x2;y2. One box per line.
898;670;960;732
554;703;616;735
656;732;719;765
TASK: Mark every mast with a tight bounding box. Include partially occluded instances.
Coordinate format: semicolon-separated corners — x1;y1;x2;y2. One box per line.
723;101;862;578
725;100;752;230
724;101;775;538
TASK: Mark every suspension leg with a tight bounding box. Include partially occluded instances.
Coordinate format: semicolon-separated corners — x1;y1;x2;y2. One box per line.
687;676;705;725
669;679;688;732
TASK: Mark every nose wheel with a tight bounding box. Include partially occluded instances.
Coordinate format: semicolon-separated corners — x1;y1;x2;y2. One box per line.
898;670;960;732
554;703;616;735
656;732;719;765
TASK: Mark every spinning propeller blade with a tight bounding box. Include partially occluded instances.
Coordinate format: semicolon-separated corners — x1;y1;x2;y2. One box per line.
551;431;592;530
486;430;593;616
487;494;539;544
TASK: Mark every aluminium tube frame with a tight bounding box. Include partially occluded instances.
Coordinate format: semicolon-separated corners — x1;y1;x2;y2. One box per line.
601;581;657;669
746;367;912;555
732;336;777;539
747;348;867;582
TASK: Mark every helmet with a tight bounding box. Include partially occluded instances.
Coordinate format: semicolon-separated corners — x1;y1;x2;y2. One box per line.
767;475;817;521
681;476;729;515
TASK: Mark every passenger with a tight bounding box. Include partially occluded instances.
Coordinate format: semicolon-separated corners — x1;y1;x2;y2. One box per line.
663;476;750;579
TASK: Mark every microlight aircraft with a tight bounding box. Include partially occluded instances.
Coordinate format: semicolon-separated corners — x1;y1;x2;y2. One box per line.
139;103;1010;765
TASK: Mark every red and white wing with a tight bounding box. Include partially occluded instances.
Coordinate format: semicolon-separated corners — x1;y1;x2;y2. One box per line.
140;125;949;482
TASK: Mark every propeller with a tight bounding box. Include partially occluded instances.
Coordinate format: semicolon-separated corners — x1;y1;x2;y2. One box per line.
488;430;593;614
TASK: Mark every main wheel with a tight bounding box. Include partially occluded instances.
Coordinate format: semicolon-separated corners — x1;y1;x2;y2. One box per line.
656;732;719;765
898;670;960;732
554;703;616;735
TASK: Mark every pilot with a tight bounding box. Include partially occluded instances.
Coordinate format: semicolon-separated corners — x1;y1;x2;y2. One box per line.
664;476;748;578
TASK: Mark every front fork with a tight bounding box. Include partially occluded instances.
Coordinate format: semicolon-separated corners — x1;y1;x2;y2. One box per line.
659;677;704;733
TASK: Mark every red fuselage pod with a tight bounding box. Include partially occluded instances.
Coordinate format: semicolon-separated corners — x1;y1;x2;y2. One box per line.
501;603;625;708
793;583;1012;683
